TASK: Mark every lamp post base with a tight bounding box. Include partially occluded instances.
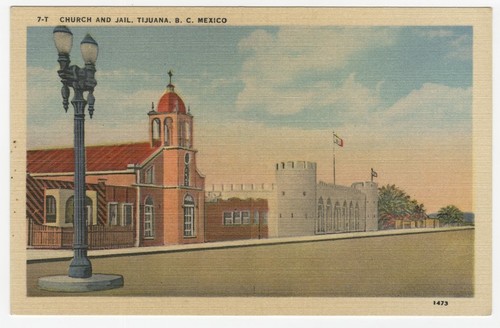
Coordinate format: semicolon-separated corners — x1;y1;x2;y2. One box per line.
38;274;124;293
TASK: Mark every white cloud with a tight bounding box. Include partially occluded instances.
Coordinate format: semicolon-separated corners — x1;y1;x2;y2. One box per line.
236;72;383;116
316;73;382;119
236;27;397;115
383;83;471;131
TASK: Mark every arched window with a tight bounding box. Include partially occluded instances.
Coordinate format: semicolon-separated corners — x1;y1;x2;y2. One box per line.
334;201;340;231
185;121;191;148
65;196;74;224
183;194;195;237
45;195;56;223
164;118;172;146
326;198;333;233
152;118;161;144
342;201;348;231
179;121;185;147
317;197;324;234
65;195;93;225
355;203;360;231
349;202;354;231
144;196;154;238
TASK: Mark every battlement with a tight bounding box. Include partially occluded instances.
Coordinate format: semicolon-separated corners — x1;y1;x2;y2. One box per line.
275;161;317;171
318;181;364;195
208;183;276;192
351;181;378;190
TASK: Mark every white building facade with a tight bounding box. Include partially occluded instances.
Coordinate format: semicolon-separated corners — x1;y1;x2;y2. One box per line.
206;160;379;238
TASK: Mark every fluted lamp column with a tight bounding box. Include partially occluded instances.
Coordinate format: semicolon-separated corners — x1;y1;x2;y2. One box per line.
38;26;123;292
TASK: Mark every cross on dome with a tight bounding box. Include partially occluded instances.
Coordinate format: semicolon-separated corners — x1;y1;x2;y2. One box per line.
156;69;186;114
168;70;173;85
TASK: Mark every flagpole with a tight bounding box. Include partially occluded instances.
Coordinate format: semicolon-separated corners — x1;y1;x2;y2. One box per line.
333;131;336;186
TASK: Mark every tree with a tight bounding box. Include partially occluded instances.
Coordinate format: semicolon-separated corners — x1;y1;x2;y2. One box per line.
437;205;464;226
410;200;428;221
378;184;428;229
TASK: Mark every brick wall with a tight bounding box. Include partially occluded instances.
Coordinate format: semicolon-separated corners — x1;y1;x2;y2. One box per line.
205;198;268;242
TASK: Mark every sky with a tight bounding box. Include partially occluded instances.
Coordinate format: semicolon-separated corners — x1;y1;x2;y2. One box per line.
27;25;473;213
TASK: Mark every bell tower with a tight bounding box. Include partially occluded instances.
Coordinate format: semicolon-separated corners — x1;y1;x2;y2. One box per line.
144;70;205;245
148;70;193;149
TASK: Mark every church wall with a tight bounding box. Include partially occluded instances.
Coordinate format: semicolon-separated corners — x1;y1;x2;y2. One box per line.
104;184;138;228
162;188;205;245
162;188;180;244
139;186;165;247
162;150;181;186
179;189;205;244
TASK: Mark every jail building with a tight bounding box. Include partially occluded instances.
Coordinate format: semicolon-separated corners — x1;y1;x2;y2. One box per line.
207;161;379;238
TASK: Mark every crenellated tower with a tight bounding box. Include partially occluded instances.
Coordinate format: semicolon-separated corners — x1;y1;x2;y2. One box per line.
275;161;317;237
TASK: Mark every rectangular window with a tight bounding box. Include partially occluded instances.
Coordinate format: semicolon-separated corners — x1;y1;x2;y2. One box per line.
223;212;233;225
254;211;260;225
144;205;154;238
263;212;268;225
144;166;154;184
122;204;133;226
45;196;57;223
233;211;242;225
242;211;250;225
108;203;119;225
86;204;93;226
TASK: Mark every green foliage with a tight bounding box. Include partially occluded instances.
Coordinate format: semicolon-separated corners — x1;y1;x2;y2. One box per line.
378;184;428;229
437;205;464;226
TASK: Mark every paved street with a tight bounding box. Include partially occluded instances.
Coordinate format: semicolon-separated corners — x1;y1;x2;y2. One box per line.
27;228;474;297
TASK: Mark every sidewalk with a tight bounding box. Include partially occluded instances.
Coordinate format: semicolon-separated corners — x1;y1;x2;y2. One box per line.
27;226;474;262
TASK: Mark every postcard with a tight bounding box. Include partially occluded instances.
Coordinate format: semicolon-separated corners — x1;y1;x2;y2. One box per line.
10;6;492;315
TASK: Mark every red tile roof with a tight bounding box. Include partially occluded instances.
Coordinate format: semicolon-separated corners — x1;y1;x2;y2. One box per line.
27;142;158;174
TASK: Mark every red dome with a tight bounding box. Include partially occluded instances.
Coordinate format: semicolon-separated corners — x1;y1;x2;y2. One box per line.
157;84;186;114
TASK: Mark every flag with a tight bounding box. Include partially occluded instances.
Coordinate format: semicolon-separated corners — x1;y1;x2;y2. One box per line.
333;132;344;147
371;168;378;178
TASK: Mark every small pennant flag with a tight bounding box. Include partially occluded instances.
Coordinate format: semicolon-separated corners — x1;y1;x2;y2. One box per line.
371;168;378;178
333;132;344;147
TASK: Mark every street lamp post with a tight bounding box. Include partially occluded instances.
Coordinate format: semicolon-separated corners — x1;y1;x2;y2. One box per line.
38;26;122;292
53;25;96;278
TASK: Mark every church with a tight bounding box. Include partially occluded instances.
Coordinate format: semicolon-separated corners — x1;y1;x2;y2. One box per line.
27;72;207;247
